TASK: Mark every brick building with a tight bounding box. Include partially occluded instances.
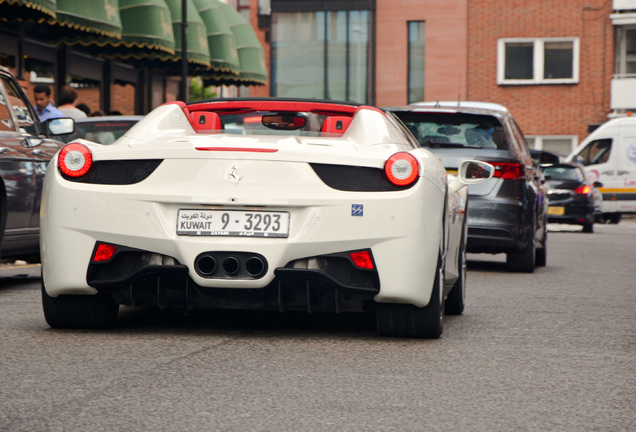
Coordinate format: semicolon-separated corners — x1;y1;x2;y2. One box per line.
466;0;614;156
251;0;627;156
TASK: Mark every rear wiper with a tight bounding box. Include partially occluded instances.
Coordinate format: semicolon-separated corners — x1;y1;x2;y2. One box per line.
422;141;476;149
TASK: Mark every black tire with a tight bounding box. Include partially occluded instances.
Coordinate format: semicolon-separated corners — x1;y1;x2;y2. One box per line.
376;255;444;338
506;240;536;273
608;214;622;224
535;226;547;267
582;222;594;233
41;282;119;329
446;227;466;315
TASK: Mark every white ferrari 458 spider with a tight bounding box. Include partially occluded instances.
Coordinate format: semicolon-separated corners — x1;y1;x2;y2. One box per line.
40;98;493;338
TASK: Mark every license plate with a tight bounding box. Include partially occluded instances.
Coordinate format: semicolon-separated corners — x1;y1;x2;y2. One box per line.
177;209;290;237
548;206;565;215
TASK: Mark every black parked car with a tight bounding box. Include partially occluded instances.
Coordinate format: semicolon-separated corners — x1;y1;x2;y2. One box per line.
543;162;600;233
0;66;73;261
386;101;548;272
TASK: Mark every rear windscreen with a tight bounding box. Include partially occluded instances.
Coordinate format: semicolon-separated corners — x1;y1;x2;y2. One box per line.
393;112;507;150
543;166;584;181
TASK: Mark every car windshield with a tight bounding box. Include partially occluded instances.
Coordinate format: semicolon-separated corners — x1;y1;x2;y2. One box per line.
218;111;332;137
394;112;507;150
63;119;140;144
543;166;583;181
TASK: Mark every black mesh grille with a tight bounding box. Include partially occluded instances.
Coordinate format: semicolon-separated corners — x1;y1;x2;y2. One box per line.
62;160;162;184
309;163;415;192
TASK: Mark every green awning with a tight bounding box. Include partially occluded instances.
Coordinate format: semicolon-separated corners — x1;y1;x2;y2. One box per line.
51;0;122;38
193;0;239;75
218;1;267;85
62;0;175;61
58;0;176;62
117;0;175;55
0;0;56;21
164;0;210;69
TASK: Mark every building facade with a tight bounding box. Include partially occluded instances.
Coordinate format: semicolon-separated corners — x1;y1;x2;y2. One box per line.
466;0;615;156
0;0;266;116
253;0;625;157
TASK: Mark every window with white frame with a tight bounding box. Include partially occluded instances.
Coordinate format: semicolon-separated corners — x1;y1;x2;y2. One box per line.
617;26;636;75
497;38;579;85
526;135;578;158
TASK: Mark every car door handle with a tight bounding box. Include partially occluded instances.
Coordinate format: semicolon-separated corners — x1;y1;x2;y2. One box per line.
32;149;43;156
601;170;614;175
618;170;629;175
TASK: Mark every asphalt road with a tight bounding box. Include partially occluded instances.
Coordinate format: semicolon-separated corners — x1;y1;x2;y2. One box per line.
0;220;634;431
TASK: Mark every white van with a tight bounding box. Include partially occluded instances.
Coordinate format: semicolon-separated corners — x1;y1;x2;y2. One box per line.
567;117;636;223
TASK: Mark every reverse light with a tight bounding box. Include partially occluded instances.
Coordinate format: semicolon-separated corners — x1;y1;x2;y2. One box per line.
93;243;117;262
350;250;374;269
488;162;525;180
58;143;92;178
575;185;592;195
385;152;419;186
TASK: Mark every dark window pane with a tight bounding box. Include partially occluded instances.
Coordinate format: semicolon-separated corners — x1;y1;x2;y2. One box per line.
408;21;425;103
326;11;347;101
505;42;533;80
348;10;369;104
272;12;326;98
272;10;369;103
544;41;573;79
626;29;636;74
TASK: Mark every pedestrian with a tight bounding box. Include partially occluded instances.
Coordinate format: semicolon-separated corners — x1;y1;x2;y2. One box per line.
57;85;87;120
33;84;64;122
76;103;91;116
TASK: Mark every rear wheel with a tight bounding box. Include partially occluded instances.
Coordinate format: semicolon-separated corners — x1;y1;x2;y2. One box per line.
535;225;548;267
376;255;444;338
506;240;536;273
41;282;119;329
582;222;594;233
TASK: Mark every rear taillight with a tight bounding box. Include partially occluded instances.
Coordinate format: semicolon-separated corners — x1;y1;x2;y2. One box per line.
93;243;117;262
350;250;374;269
384;152;419;186
575;185;592;195
488;162;525;180
58;143;92;178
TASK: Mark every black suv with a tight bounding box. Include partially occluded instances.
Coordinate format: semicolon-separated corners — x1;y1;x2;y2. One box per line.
387;101;548;272
0;67;73;261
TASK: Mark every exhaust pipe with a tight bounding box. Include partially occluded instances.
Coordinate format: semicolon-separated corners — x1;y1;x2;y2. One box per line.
195;252;267;279
245;256;266;277
223;256;240;275
195;254;217;276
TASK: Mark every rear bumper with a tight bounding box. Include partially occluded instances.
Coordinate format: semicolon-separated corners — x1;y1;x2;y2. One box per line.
548;215;593;225
92;264;379;313
465;197;532;253
547;201;594;225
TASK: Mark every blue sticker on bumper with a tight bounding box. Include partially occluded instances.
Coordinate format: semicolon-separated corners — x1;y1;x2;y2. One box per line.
351;204;363;216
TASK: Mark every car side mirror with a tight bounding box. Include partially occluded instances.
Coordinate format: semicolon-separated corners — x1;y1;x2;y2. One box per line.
594;181;603;188
45;117;75;136
449;160;495;192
